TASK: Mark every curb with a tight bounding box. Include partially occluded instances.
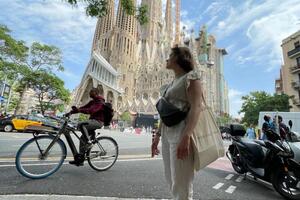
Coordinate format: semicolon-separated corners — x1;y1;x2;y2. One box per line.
0;194;168;200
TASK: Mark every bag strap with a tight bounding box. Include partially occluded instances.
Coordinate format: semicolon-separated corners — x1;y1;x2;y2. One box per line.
162;81;173;97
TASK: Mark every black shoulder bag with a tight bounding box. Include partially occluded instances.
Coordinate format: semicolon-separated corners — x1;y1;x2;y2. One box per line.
156;84;189;127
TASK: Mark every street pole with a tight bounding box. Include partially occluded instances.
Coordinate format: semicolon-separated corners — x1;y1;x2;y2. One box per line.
5;83;12;113
0;75;7;112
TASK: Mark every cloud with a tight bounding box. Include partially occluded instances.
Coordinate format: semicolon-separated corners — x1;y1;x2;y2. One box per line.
202;1;229;17
209;0;300;72
228;89;244;118
0;0;97;89
0;0;96;66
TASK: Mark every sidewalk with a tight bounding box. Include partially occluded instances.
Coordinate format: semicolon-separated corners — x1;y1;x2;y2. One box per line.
0;195;168;200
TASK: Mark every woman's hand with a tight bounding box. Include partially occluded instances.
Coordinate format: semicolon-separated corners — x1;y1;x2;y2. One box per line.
151;134;160;157
177;134;191;160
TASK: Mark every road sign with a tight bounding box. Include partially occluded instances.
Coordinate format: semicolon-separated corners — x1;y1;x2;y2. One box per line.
0;39;5;46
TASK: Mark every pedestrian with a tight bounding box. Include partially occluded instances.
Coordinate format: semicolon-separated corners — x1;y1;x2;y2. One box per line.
246;124;256;139
274;115;290;140
152;46;203;200
261;115;275;140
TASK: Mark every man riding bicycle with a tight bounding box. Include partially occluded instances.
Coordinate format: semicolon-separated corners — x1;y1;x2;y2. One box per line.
67;88;105;166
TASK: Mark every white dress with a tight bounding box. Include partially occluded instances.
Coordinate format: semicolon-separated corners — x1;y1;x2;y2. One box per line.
160;70;201;200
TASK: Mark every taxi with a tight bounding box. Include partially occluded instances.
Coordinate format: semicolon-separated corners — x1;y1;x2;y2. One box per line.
0;115;42;132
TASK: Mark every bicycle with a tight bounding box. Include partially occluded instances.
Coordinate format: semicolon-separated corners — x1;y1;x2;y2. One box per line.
15;115;118;179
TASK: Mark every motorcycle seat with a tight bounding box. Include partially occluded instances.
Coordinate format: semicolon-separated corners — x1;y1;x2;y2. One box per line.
254;140;266;147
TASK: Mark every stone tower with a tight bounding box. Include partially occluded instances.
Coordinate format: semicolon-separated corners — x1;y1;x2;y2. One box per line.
91;0;115;61
109;0;138;102
76;0;229;117
174;0;181;45
165;0;173;47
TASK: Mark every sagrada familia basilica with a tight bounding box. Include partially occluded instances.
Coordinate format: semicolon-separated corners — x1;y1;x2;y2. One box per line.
73;0;229;118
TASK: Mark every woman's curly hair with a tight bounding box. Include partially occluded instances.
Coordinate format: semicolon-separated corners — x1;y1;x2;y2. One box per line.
171;46;194;73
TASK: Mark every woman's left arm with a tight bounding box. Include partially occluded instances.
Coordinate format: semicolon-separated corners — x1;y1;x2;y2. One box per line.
177;79;203;160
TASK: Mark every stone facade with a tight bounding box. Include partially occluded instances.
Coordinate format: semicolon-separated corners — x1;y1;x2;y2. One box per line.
279;30;300;111
75;0;229;116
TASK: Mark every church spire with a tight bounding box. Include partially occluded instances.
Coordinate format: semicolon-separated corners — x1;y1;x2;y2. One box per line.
91;0;115;56
174;0;181;45
165;0;173;46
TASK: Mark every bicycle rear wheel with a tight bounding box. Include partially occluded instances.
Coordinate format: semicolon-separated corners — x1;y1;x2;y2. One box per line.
15;135;67;179
87;136;118;171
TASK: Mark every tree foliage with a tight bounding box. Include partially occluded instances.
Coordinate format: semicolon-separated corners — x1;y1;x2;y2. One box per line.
26;70;70;115
239;91;292;126
0;24;69;114
120;111;131;122
65;0;148;25
0;25;28;82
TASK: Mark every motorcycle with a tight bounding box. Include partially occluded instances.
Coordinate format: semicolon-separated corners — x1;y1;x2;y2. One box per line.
226;123;300;200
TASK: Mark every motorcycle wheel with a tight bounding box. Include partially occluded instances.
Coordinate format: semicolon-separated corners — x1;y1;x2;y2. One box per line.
230;145;246;174
272;168;300;200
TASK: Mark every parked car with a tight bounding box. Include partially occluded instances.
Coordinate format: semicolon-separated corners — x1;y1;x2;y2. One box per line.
0;115;42;132
0;114;59;132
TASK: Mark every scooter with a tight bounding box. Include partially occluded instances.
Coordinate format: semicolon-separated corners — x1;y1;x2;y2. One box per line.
226;123;300;200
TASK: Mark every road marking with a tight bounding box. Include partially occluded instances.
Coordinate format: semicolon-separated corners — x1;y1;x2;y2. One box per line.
225;174;234;180
235;176;244;182
212;182;224;190
225;185;237;194
0;155;158;162
0;157;163;167
0;194;170;199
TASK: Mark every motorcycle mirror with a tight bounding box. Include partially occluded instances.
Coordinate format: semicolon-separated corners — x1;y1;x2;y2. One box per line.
288;120;293;129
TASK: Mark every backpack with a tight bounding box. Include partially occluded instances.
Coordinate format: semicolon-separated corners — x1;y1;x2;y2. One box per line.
103;102;114;126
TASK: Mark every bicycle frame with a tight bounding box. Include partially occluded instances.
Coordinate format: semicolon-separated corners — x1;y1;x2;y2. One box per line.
32;118;90;159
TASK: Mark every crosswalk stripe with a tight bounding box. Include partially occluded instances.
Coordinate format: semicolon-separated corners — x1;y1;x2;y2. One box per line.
213;182;224;190
225;185;237;194
225;174;234;180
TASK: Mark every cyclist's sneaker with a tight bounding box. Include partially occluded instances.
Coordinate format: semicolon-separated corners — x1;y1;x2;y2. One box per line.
69;160;84;166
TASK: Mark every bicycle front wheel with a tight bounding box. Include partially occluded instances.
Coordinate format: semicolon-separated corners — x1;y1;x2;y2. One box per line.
15;135;67;179
87;136;118;171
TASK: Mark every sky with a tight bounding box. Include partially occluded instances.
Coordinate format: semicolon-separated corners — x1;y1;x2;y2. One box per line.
0;0;300;117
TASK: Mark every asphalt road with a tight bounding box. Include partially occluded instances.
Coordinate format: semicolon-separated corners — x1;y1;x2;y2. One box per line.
0;130;285;200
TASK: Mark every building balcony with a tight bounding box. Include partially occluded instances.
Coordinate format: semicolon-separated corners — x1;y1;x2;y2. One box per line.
291;81;300;89
290;65;300;73
288;46;300;58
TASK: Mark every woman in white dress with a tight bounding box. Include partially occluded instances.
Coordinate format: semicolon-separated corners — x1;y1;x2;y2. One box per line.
152;46;203;200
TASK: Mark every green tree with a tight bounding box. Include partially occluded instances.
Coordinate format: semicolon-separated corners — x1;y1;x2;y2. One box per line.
14;42;64;113
0;25;28;80
0;25;29;112
26;70;70;115
120;111;131;122
65;0;148;24
239;91;291;126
